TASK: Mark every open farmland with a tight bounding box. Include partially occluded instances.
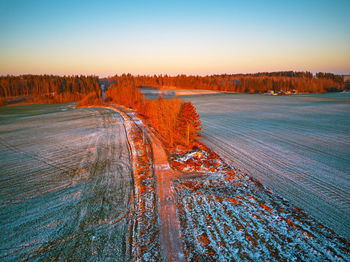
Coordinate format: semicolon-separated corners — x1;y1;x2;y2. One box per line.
187;92;350;240
0;104;134;260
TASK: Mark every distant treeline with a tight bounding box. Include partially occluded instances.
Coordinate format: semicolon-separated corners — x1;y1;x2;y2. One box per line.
0;75;100;104
108;71;345;93
0;71;345;106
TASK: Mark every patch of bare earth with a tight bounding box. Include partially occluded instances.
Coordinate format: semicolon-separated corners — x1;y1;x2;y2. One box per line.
170;143;350;261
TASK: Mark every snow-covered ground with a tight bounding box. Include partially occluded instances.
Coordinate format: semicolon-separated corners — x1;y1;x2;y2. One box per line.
1;95;349;260
171;143;350;261
187;93;350;240
0;104;134;260
140;87;220;98
174;169;350;261
113;106;161;261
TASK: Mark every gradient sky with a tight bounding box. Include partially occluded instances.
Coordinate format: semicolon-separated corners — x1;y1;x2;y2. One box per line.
1;0;349;76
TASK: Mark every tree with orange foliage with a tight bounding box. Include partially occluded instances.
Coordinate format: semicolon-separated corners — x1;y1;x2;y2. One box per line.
76;90;103;107
105;81;143;110
175;102;202;146
142;97;182;146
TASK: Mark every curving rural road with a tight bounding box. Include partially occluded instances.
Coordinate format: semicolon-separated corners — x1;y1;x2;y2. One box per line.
146;129;185;262
113;106;185;262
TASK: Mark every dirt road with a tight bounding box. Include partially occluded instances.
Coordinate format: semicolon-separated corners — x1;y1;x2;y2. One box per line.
146;130;185;262
113;106;184;262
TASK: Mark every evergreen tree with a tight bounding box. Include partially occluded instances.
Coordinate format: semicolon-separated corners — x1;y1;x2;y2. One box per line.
175;102;202;146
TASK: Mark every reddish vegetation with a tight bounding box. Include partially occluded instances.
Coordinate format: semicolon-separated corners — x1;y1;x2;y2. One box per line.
141;96;182;146
175;102;202;146
0;75;100;105
170;143;350;261
260;203;273;213
104;80;202;148
0;71;345;106
76;91;103;107
226;198;239;205
115;108;160;260
107;71;345;93
170;141;229;173
197;234;210;246
286;219;296;229
105;81;144;110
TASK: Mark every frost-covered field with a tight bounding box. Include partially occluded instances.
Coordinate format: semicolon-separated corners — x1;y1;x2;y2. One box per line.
187;93;350;239
0;104;133;260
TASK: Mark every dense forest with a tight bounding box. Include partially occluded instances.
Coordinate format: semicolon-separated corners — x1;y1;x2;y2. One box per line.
0;75;100;104
108;71;345;93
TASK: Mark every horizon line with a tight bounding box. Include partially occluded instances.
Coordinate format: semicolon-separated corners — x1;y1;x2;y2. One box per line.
1;71;349;78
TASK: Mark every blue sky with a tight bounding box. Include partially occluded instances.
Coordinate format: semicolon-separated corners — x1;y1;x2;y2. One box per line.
0;0;349;76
